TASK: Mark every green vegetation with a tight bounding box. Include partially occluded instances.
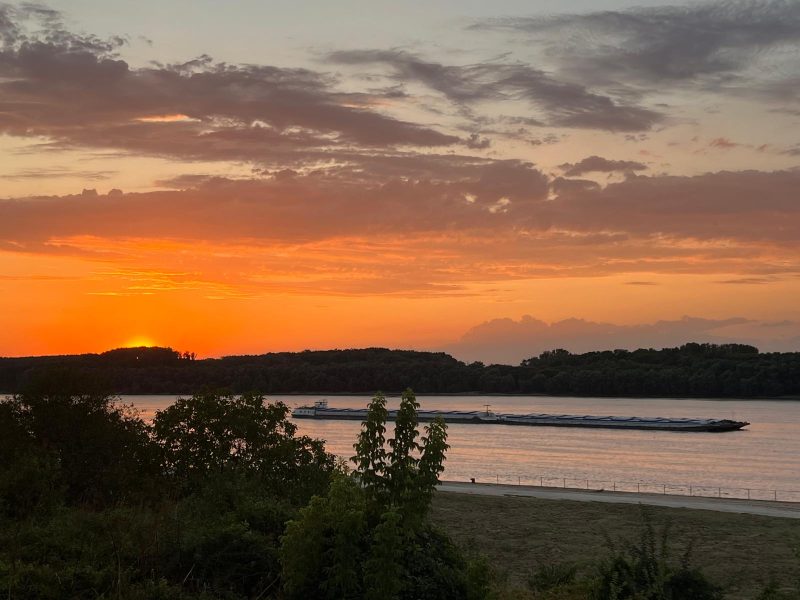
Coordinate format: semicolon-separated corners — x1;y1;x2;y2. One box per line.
2;374;797;598
3;342;800;396
432;492;800;599
0;372;339;598
0;380;489;598
280;390;486;599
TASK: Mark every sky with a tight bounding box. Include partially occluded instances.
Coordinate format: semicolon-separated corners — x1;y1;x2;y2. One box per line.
1;0;799;362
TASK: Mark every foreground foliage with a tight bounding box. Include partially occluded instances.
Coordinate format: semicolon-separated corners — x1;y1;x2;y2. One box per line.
0;380;490;599
591;512;724;600
0;376;336;598
2;376;789;598
280;390;490;599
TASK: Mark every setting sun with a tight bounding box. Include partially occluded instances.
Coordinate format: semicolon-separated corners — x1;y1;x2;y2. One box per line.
124;336;157;349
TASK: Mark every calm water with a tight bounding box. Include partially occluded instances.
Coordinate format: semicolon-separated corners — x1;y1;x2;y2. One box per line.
126;395;800;501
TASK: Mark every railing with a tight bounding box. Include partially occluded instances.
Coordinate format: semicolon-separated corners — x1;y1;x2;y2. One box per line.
452;474;800;503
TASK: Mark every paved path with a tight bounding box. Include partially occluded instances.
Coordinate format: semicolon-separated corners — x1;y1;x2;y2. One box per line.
438;481;800;519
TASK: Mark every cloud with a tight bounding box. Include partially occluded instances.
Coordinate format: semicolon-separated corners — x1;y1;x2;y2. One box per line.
444;314;800;365
329;49;663;132
559;155;648;177
551;169;800;243
2;165;800;282
709;137;740;149
465;133;491;149
0;5;461;175
0;160;550;246
477;1;800;83
716;277;773;284
1;4;799;299
0;167;116;180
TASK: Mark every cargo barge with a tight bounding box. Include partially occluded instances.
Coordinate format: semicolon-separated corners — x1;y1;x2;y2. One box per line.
292;400;749;432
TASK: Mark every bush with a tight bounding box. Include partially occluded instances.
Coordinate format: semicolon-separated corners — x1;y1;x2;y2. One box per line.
528;563;578;593
281;390;490;600
1;375;160;510
153;391;335;501
0;380;337;599
592;511;723;600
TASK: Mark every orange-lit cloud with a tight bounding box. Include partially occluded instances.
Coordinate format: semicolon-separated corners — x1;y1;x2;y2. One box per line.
135;114;199;123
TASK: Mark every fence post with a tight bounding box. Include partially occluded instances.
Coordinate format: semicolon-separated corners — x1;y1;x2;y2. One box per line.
563;478;566;488
613;481;616;492
774;490;777;501
518;476;521;486
637;483;640;493
586;479;589;489
496;474;499;485
747;488;750;500
663;484;666;495
689;486;692;496
540;476;543;487
718;487;721;498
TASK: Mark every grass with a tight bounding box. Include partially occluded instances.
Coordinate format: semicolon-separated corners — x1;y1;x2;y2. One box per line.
432;491;800;599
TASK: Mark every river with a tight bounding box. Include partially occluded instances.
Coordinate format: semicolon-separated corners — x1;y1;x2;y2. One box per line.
126;394;800;501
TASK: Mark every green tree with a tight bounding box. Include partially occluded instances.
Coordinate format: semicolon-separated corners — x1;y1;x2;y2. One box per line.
353;388;449;523
352;391;389;503
385;388;421;513
281;476;367;600
0;371;159;509
153;391;334;498
281;389;485;600
363;510;403;600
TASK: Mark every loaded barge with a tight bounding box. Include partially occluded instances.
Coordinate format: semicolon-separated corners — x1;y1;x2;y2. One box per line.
292;400;749;432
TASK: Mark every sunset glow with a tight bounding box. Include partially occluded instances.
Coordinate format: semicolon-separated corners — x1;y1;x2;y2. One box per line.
1;1;799;361
123;336;158;349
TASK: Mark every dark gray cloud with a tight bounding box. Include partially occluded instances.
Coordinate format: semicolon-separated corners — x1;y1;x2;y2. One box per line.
476;0;800;94
329;49;663;132
465;133;491;149
549;177;601;195
0;5;460;173
445;315;800;365
552;169;800;243
559;155;648;177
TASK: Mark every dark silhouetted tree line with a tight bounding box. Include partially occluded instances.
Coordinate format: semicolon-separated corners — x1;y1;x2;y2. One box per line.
2;342;799;397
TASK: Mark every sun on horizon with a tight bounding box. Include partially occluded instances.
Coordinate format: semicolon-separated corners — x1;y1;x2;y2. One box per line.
123;336;158;349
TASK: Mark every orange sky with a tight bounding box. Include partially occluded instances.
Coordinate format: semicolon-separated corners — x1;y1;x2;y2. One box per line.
1;2;799;361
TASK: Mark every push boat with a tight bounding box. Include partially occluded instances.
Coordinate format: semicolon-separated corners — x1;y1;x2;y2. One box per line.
292;400;749;432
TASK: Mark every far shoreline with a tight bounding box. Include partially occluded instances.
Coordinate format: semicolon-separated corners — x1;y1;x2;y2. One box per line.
93;391;800;401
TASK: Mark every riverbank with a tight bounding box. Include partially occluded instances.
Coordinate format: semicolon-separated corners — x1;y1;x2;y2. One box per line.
438;480;800;518
432;491;800;599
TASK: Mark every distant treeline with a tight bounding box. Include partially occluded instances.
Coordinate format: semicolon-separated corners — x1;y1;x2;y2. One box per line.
1;343;799;397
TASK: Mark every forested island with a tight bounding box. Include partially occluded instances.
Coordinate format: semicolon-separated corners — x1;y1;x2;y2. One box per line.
1;343;799;397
